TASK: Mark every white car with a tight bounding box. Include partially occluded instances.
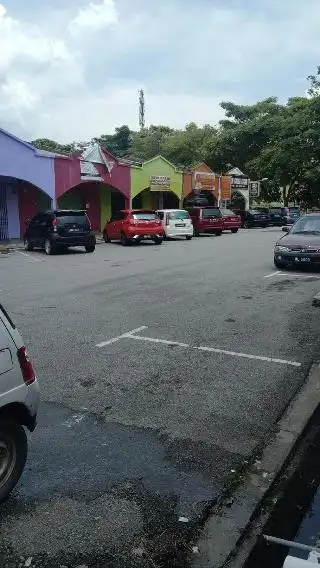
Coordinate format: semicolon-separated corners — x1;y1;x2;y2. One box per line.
156;209;193;240
0;303;40;501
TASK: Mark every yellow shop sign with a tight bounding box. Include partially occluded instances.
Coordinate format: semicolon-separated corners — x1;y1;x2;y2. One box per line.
150;175;171;191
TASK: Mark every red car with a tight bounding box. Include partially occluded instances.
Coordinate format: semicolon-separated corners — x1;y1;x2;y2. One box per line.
187;207;224;236
103;209;164;246
220;208;242;233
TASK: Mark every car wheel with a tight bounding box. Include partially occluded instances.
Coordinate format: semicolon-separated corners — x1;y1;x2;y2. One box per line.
186;235;192;240
274;258;286;269
85;245;95;253
215;230;222;236
0;421;27;503
103;232;111;243
44;239;55;255
24;238;33;251
154;236;163;245
120;233;130;246
231;228;238;234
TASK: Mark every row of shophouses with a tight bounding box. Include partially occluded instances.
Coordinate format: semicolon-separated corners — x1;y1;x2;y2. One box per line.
0;127;254;240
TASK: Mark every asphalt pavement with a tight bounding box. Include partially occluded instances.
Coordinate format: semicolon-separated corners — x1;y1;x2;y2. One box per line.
1;228;320;568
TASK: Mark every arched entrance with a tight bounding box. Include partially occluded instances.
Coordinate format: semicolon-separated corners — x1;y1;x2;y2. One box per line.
0;177;52;240
132;189;180;210
57;182;128;232
183;189;217;208
230;190;248;210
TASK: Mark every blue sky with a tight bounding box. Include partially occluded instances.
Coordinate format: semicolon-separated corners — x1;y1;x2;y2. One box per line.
0;0;319;142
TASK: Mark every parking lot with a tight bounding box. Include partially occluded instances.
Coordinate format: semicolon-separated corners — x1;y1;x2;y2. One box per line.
1;228;320;567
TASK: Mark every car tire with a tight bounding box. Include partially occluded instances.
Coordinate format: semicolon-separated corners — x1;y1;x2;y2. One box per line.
186;235;192;240
231;228;238;234
0;420;28;503
274;259;286;269
85;245;95;253
24;238;33;251
44;239;55;255
215;230;222;236
154;236;163;245
103;232;111;243
120;233;130;246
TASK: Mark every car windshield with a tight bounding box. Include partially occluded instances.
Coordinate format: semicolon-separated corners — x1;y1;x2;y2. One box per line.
291;216;320;234
270;208;282;213
202;208;221;218
250;210;262;215
168;211;189;220
289;207;300;213
132;213;157;220
56;212;89;226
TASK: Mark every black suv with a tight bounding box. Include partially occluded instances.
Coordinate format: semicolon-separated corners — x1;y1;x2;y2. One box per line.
233;209;270;228
24;210;96;255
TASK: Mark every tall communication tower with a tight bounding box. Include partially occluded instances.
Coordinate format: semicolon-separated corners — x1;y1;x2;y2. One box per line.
139;89;145;130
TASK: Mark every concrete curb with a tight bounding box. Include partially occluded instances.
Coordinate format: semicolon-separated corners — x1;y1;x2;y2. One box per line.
312;292;320;307
191;363;320;568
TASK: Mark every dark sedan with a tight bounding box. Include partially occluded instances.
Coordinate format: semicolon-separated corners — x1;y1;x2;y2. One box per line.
234;209;270;228
274;213;320;268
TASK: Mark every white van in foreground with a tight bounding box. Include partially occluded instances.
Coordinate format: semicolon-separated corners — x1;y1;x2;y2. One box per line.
0;304;40;501
156;209;193;240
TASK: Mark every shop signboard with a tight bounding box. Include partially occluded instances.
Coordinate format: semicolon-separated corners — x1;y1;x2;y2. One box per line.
231;176;249;189
150;175;171;191
193;171;215;191
249;181;260;197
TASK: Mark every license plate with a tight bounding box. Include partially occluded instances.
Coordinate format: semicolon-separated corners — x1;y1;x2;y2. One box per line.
69;228;80;232
175;223;186;227
295;257;310;262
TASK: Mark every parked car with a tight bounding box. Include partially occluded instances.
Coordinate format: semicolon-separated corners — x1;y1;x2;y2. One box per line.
220;208;242;233
274;213;320;268
268;207;300;226
233;209;270;228
103;210;164;245
24;210;96;255
186;207;223;236
0;303;39;501
156;209;193;240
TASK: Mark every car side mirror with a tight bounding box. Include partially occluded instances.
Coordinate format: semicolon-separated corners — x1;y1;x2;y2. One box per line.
282;226;290;233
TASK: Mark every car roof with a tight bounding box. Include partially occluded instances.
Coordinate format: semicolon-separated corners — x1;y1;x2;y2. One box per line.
156;208;187;212
120;209;155;214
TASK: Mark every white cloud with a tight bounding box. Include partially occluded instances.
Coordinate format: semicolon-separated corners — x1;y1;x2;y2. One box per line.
0;0;320;144
69;0;118;34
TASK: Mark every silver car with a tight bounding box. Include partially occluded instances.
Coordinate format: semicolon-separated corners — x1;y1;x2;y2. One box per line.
0;304;40;501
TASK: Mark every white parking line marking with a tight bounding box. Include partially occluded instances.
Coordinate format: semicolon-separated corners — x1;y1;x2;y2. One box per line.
19;251;43;263
274;273;320;279
264;271;282;278
128;335;189;348
96;325;148;347
195;346;301;367
96;326;301;367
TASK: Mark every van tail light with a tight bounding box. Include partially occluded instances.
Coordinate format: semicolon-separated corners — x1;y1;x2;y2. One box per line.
17;346;36;385
52;218;59;233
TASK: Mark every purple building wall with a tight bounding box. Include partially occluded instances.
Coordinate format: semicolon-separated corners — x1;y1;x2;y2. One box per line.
0;128;55;239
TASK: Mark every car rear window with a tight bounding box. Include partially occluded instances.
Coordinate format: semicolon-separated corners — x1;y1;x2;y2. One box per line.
220;209;235;215
56;212;90;226
289;207;300;213
132;213;157;220
202;208;221;218
168;211;190;220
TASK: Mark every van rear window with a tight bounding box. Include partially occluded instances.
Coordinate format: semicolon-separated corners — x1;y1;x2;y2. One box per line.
56;213;90;227
0;304;16;329
202;209;221;218
169;211;190;220
132;213;157;220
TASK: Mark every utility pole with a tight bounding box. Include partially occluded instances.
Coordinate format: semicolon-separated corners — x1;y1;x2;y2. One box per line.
139;89;145;131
